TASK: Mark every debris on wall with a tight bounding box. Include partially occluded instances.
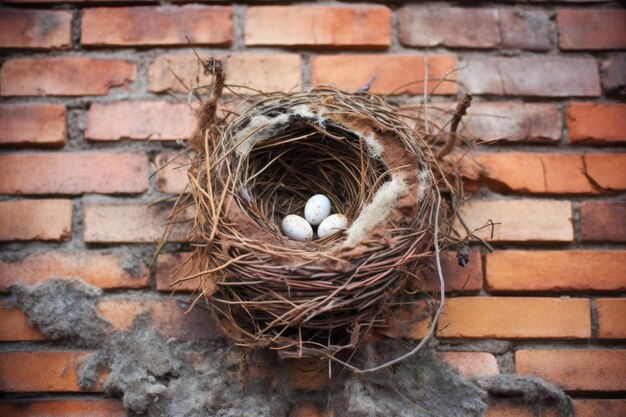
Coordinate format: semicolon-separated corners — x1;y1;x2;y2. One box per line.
7;278;573;417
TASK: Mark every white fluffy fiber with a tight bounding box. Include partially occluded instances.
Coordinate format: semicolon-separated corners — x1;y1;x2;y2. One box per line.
234;105;327;157
344;175;409;246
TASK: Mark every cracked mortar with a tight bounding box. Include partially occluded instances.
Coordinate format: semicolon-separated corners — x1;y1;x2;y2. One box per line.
6;279;574;417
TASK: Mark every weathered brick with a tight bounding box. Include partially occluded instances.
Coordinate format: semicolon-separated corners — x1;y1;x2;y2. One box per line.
580;201;626;242
436;352;499;378
597;298;626;339
486;251;626;293
148;54;302;94
399;7;550;51
0;9;71;49
156;252;199;292
422;250;483;293
227;54;302;93
0;57;135;96
0;152;148;195
438;297;590;339
516;349;626;392
86;101;195;141
245;6;390;48
557;9;626;50
81;6;232;47
287;357;330;390
96;299;219;341
568;103;626;145
475;153;596;195
311;55;457;95
462;103;562;143
0;250;149;291
584;154;626;191
84;202;190;243
156;152;191;194
0;199;71;241
0;351;102;392
455;199;573;242
498;9;553;51
575;399;626;417
460;57;600;97
0;103;66;146
0;399;125;417
601;54;626;96
0;308;46;341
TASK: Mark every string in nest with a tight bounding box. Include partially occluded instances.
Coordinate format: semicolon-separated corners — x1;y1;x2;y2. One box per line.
166;57;479;373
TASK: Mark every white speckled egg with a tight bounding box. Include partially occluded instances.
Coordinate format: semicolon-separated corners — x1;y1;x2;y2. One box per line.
282;215;314;242
317;214;348;239
304;194;332;226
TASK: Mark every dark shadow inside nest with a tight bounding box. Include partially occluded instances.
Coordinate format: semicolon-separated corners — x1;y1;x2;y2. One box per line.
237;120;390;240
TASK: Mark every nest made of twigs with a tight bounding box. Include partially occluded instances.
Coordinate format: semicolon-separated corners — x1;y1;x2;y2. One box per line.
167;58;475;371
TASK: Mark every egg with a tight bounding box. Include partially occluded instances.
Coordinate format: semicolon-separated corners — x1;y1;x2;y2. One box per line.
282;215;314;242
317;214;348;239
304;194;332;226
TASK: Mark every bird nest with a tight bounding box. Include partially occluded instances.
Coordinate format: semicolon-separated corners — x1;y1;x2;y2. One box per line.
167;58;477;371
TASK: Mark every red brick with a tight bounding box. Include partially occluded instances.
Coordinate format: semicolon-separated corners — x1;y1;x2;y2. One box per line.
462;102;562;144
0;57;135;97
0;152;148;195
245;6;390;48
486;400;535;417
399;7;550;51
0;399;125;417
568;103;626;145
0;308;46;341
597;298;626;339
557;9;626;50
287;357;330;390
311;54;457;95
475;153;596;194
96;298;219;341
438;297;590;339
292;403;327;417
575;399;626;417
486;251;626;293
0;9;71;49
156;252;199;292
377;300;431;341
601;54;626;96
0;250;149;291
580;201;626;242
0;351;102;392
149;54;302;94
422;250;483;293
516;349;626;392
0;199;71;241
584;154;626;191
81;6;231;47
5;0;150;2
460;56;600;97
0;399;123;417
0;103;66;146
455;199;573;242
86;101;195;141
437;352;499;378
156;152;191;194
84;202;190;243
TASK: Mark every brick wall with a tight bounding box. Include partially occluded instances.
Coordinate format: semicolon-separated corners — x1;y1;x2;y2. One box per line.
0;1;625;416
